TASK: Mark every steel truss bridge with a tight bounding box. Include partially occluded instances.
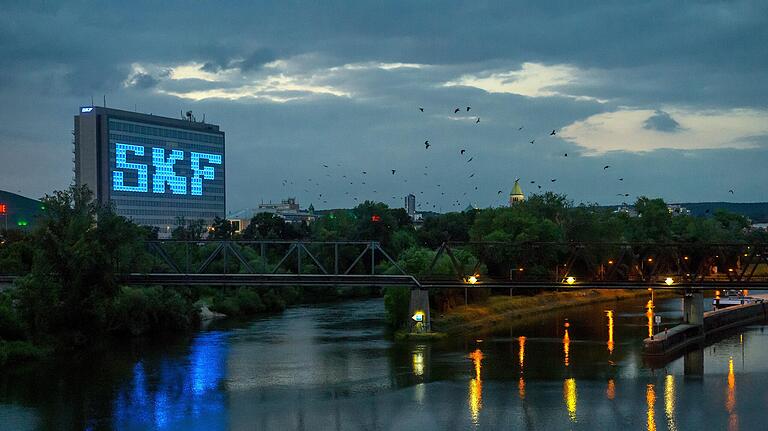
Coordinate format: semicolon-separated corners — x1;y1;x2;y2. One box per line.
112;240;768;291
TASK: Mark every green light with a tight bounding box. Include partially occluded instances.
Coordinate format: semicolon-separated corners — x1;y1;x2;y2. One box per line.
17;221;27;227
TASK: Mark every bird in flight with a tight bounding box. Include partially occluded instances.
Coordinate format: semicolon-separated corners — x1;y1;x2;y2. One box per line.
530;181;536;184
419;107;424;112
518;126;524;131
467;157;473;163
729;189;735;194
530;139;535;144
475;117;480;124
551;179;557;182
618;178;624;181
454;108;460;113
362;171;367;174
537;185;542;189
469;173;475;178
564;153;568;157
466;106;471;112
603;165;611;170
322;164;328;168
425;140;430;149
391;169;396;175
550;130;557;136
460;149;466;155
497;190;502;194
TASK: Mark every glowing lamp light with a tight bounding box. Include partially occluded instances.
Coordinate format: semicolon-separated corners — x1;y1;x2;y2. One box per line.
664;277;674;286
565;276;575;285
467;275;478;285
728;268;734;272
647;257;653;263
683;256;689;260
607;260;614;265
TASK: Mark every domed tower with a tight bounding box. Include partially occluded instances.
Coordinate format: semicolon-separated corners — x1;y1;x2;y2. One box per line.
509;179;525;205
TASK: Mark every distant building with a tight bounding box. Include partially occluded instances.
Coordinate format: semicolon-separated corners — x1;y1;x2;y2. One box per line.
667;204;691;216
74;106;225;235
405;194;416;216
509;180;525;205
0;191;43;231
258;197;300;213
614;205;638;217
228;197;316;232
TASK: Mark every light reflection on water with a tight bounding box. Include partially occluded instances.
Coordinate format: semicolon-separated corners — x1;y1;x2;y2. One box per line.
468;349;484;425
2;296;768;430
112;331;228;431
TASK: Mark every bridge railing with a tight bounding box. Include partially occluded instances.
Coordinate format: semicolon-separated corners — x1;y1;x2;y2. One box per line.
142;240;408;277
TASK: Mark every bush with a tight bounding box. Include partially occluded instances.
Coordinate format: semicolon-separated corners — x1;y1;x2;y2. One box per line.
0;300;26;341
0;340;49;367
101;287;197;336
383;286;411;329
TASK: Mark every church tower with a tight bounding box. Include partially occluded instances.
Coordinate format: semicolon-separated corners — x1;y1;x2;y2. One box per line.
509;179;525;205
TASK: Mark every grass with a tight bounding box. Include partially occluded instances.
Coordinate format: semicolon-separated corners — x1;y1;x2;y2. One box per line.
433;289;673;334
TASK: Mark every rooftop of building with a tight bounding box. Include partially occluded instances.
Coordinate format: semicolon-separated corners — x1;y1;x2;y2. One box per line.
77;106;223;134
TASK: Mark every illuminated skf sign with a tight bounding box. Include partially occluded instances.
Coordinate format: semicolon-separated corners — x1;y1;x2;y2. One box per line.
80;106;94;113
0;203;6;215
112;143;221;196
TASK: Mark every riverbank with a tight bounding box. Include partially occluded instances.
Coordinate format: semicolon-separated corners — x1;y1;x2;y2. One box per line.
433;289;674;335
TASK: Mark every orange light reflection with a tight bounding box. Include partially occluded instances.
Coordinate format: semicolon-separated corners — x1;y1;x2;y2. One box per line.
727;357;738;431
564;378;577;422
646;299;655;338
606;310;615;354
647;384;657;431
468;349;483;425
563;329;571;367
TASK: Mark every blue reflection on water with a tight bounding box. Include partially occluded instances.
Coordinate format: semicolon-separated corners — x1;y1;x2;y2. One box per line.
112;332;228;431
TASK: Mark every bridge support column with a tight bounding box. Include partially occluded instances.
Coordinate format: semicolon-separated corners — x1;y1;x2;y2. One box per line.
683;291;704;327
408;288;431;333
684;348;704;378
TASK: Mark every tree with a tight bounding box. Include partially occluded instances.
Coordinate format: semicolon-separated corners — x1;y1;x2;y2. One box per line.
16;185;150;336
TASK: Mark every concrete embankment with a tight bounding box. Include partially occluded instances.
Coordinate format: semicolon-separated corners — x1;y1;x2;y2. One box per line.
643;301;768;356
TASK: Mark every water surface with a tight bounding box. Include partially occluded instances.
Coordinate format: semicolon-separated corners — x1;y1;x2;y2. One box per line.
1;293;766;430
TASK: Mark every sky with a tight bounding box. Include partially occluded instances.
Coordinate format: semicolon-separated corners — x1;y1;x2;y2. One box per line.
1;1;767;213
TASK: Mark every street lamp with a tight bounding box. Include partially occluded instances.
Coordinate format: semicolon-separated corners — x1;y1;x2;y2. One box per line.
664;277;674;286
565;276;575;285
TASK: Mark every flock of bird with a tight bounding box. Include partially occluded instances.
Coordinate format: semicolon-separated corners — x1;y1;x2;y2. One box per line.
279;105;735;212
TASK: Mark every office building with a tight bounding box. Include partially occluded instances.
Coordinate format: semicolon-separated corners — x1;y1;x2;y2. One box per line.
405;194;416;216
74;106;225;232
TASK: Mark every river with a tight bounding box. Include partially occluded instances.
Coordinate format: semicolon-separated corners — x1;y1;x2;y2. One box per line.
1;293;767;430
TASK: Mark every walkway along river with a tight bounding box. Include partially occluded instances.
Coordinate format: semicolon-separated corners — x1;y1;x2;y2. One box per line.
1;294;767;430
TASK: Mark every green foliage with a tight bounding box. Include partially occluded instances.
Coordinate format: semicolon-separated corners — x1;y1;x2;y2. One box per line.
383;286;410;329
0;340;50;367
0;293;25;340
172;217;207;240
100;287;197;336
14;185;152;337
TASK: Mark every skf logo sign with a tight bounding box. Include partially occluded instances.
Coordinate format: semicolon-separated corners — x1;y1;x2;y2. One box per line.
80;106;94;113
371;215;381;222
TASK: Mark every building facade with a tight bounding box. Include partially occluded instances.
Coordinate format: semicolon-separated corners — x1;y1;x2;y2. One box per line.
74;107;225;232
405;194;416;216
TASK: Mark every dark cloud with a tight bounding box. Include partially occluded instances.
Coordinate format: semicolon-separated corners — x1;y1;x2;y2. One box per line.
643;110;682;132
126;72;159;89
0;1;767;209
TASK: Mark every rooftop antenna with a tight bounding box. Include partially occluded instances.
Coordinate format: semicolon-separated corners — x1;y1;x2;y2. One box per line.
103;95;106;107
90;96;94;106
202;113;205;123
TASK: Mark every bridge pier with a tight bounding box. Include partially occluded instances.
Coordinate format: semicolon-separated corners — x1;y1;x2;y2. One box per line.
408;288;431;333
683;291;704;327
684;348;704;377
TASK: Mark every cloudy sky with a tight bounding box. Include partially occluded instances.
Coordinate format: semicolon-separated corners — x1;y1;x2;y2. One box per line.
1;1;767;212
